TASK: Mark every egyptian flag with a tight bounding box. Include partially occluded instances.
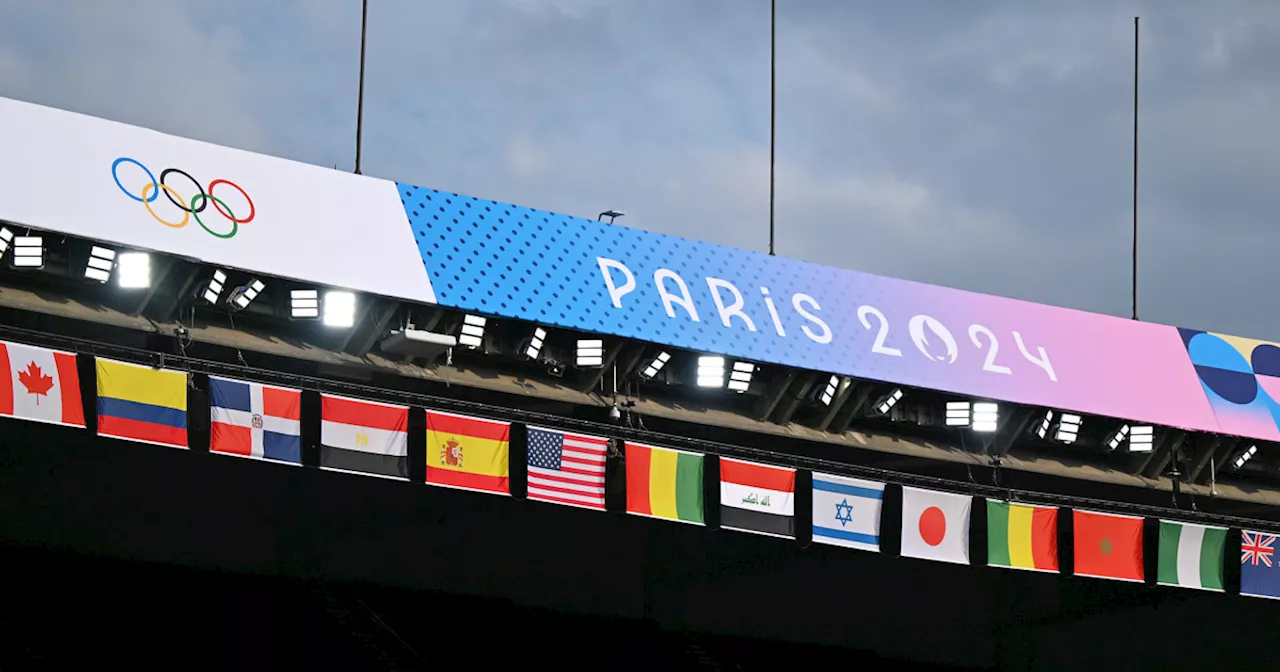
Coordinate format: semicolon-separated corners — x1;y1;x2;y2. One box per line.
320;393;409;480
719;457;796;539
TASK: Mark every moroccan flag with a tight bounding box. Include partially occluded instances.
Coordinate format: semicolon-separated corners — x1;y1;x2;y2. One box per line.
625;442;704;525
1073;510;1144;582
425;410;510;495
0;340;85;427
986;500;1058;573
1157;520;1226;592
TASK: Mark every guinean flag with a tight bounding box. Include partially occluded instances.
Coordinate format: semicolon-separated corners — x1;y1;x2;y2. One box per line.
1073;510;1144;582
625;442;704;525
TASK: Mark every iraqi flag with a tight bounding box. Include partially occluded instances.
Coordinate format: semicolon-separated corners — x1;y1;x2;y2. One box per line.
209;377;301;465
900;486;972;565
0;340;84;428
320;393;409;480
719;457;796;539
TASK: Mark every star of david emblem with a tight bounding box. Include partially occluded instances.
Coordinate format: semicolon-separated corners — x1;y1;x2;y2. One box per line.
251;413;264;429
834;498;854;527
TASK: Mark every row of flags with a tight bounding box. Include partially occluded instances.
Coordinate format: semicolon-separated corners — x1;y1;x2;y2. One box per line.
2;340;1278;599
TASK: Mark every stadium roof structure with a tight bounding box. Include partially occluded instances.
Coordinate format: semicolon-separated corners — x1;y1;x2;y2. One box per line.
2;95;1279;521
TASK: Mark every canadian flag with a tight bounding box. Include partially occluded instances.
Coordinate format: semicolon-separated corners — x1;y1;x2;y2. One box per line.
0;340;85;427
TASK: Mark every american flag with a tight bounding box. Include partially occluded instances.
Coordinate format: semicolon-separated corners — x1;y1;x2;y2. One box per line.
1242;531;1275;567
526;426;608;510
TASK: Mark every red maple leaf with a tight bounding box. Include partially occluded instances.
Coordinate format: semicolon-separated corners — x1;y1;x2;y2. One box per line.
17;361;54;404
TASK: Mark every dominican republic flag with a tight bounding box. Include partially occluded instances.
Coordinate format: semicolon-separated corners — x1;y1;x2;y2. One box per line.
900;486;972;565
719;457;796;539
0;340;85;428
209;376;301;465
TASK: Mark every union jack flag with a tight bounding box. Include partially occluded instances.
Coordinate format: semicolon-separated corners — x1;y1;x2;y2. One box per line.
1242;532;1274;567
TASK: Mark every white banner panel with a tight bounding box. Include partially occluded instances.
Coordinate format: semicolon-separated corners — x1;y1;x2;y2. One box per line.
0;97;435;304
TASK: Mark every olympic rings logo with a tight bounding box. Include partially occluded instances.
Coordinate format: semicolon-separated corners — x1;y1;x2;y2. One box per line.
111;157;255;239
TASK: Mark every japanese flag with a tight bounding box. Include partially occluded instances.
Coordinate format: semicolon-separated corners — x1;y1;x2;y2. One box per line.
900;486;972;565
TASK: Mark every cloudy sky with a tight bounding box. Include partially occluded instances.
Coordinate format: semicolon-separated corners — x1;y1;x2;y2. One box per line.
1;0;1277;339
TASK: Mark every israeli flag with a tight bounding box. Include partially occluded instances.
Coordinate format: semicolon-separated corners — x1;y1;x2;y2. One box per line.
812;473;884;552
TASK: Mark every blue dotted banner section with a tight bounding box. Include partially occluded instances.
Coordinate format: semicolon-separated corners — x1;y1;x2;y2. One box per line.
396;182;1236;440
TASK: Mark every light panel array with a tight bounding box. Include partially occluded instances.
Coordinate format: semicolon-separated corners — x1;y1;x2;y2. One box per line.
12;236;42;268
820;375;840;406
1035;410;1053;439
229;279;266;310
876;388;904;415
1055;413;1081;444
525;327;547;360
696;356;725;388
640;352;671;379
85;246;116;283
0;227;12;259
1128;425;1154;453
458;315;486;349
204;270;228;304
945;401;971;427
576;339;604;368
727;361;755;393
972;402;999;433
1235;444;1258;470
290;290;319;319
116;252;150;289
322;291;356;327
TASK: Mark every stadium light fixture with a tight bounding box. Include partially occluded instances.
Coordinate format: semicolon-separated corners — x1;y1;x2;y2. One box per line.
874;388;904;415
322;290;356;327
1055;413;1082;444
84;245;116;283
1034;410;1053;439
945;401;971;427
819;375;841;406
11;236;42;268
1106;424;1130;451
116;252;151;289
972;402;999;433
1128;425;1154;453
457;315;486;349
290;289;320;319
228;279;266;310
1234;444;1258;470
203;270;228;304
639;351;671;379
727;361;755;393
0;227;12;259
525;327;547;360
576;339;604;367
696;356;726;388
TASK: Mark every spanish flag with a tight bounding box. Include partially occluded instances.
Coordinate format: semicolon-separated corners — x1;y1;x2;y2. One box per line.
95;359;187;448
625;442;704;525
425;410;510;495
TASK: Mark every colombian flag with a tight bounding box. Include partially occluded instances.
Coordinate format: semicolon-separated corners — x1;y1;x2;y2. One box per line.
425;410;510;495
625;442;704;525
95;359;187;448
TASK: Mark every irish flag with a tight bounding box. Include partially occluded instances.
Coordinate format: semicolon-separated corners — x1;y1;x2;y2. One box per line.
986;500;1058;573
1157;520;1226;592
625;442;704;525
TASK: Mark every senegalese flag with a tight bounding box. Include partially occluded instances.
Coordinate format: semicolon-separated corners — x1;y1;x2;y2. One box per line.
95;358;188;448
1157;520;1226;592
425;409;510;495
986;500;1059;572
625;442;704;525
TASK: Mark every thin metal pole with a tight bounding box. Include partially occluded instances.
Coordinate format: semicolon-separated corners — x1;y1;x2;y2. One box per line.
1132;16;1139;320
354;0;369;175
768;0;776;256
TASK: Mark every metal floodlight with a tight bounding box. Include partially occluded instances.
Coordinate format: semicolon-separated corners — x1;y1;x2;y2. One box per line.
727;361;755;393
874;388;904;415
640;351;671;379
322;290;356;327
1055;413;1082;444
228;279;266;310
84;245;116;283
11;236;42;268
1034;410;1054;439
1106;424;1130;451
116;252;150;289
696;356;726;388
458;315;486;349
1234;444;1259;470
290;289;320;319
203;270;228;304
972;402;999;433
819;375;841;406
576;339;604;368
0;227;13;259
1128;425;1154;453
525;327;547;360
945;401;971;427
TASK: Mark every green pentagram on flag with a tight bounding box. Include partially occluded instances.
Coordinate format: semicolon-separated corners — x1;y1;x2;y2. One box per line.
1099;537;1113;555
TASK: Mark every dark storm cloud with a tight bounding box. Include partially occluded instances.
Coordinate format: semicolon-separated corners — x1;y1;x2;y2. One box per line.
1;0;1278;338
